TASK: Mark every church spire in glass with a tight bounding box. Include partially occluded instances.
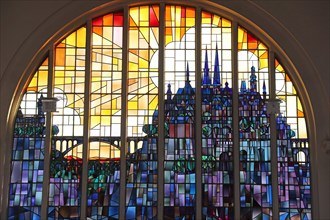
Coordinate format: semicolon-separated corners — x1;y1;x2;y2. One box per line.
202;47;211;85
213;44;221;86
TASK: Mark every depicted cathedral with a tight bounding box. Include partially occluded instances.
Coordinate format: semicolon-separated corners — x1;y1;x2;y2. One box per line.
10;49;310;219
132;48;308;219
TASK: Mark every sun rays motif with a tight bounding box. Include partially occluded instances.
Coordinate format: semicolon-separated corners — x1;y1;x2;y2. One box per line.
127;5;160;137
9;4;312;220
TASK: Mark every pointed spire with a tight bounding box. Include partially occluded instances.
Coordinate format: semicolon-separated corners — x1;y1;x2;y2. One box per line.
37;94;44;115
263;80;266;93
166;83;172;100
262;79;267;99
186;62;190;83
250;66;257;92
213;44;221;85
203;47;211;85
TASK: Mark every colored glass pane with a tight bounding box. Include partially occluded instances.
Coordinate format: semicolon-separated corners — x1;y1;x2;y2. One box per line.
48;27;87;219
164;5;196;219
126;5;159;219
7;4;313;220
238;26;272;219
85;11;124;219
275;59;312;220
201;11;234;219
8;58;48;219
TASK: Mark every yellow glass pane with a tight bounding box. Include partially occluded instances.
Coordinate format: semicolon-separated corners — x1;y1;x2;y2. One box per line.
138;57;148;69
54;78;64;86
92;33;103;45
186;18;195;27
258;42;267;50
128;101;138;110
103;27;113;42
149;95;158;109
90;116;101;128
129;52;139;64
222;18;231;27
66;32;76;47
129;30;139;48
297;97;304;116
130;7;139;26
65;56;75;66
140;6;149;22
138;96;149;109
212;15;220;27
77;27;86;47
100;116;111;126
140;27;150;43
298;118;307;138
38;71;48;87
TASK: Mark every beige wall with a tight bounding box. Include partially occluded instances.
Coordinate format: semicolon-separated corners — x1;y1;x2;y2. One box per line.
1;0;329;219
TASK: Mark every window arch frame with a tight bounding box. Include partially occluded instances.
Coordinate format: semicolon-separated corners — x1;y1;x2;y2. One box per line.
1;1;318;219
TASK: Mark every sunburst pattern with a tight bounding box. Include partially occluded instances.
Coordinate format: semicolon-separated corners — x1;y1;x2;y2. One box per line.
8;4;312;220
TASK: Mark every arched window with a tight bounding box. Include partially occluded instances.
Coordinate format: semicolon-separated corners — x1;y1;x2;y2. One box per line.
6;3;312;220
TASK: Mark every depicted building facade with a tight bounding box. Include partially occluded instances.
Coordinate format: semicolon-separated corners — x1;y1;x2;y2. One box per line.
1;1;328;220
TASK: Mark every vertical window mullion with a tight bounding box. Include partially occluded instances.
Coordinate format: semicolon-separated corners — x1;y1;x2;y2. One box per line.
269;50;279;220
157;3;165;220
119;6;129;220
232;21;240;220
80;20;92;219
195;6;202;220
40;49;55;219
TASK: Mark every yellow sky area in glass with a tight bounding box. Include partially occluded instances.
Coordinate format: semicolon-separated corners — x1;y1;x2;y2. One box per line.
128;6;159;109
90;13;123;131
165;5;195;45
238;26;268;70
54;27;86;112
60;142;120;160
129;5;158;71
88;142;120;160
201;11;231;28
53;27;86;137
275;59;307;138
55;144;117;174
275;59;304;118
26;58;48;92
127;6;160;136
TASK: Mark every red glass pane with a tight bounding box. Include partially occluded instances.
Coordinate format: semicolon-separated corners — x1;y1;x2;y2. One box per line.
92;17;103;26
247;33;257;43
114;12;123;26
181;8;186;18
149;7;159;27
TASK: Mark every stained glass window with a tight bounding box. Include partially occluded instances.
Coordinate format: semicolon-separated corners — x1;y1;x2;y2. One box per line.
275;60;312;219
163;5;196;219
201;11;234;219
87;11;123;219
48;27;86;219
126;5;159;219
238;26;272;219
8;58;48;219
8;3;313;220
